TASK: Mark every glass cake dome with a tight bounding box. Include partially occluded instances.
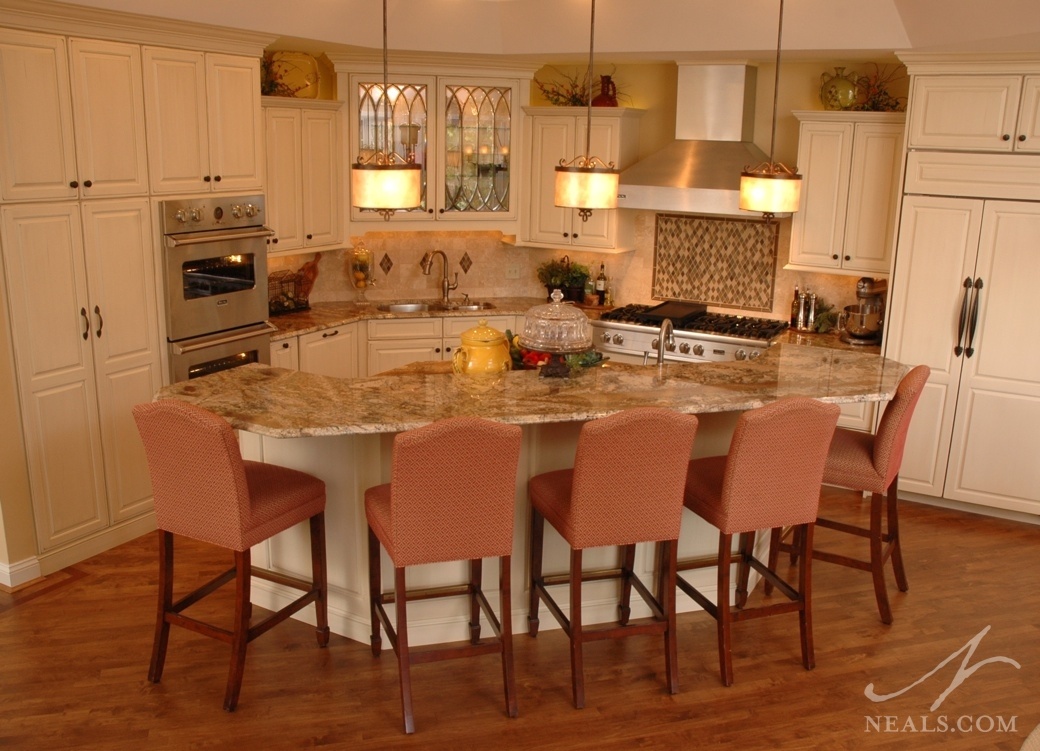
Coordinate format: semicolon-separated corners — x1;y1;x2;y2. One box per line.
519;289;593;353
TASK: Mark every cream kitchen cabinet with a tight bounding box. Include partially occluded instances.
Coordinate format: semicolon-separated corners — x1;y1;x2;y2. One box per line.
787;112;904;275
521;106;642;252
346;70;530;226
298;324;358;379
0;30;148;201
270;337;300;370
142;47;263;194
365;315;516;376
907;74;1040;153
0;199;161;552
263;99;343;254
884;195;1040;515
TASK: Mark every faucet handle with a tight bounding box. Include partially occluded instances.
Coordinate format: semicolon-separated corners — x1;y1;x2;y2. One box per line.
449;272;459;291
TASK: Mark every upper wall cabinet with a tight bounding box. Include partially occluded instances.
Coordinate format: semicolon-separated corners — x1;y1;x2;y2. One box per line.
521;106;642;253
0;30;149;201
263;98;343;254
907;74;1040;153
788;111;904;275
347;72;524;226
142;47;263;194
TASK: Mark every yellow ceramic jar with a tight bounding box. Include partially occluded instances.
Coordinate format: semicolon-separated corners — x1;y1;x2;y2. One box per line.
452;319;512;377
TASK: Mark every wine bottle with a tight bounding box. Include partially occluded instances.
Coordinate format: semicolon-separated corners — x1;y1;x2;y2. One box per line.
790;285;800;327
595;263;607;305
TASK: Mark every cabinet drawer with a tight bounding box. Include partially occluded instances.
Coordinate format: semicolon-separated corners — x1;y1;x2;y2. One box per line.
904;150;1040;201
367;318;443;340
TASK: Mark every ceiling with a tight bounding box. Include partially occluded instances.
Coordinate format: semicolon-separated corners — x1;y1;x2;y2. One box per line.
48;0;1040;62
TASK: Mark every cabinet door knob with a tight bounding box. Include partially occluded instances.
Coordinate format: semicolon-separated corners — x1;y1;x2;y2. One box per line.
832;254;839;260
563;232;569;238
1019;134;1027;142
428;208;434;214
435;347;441;353
280;342;290;349
844;255;851;261
306;233;312;240
203;175;211;182
272;238;278;244
69;180;79;188
83;179;92;188
1002;134;1011;141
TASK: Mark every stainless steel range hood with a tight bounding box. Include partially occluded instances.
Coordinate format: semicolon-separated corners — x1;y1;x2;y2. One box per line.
617;64;768;216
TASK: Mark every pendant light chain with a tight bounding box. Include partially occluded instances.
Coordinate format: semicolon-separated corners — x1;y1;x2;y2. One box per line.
583;0;596;160
767;0;784;168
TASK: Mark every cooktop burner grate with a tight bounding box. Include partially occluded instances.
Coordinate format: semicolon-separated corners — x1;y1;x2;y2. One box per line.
600;304;788;341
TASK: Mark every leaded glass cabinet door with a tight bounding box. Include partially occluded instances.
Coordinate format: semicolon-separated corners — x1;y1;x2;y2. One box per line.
351;76;431;221
438;82;515;219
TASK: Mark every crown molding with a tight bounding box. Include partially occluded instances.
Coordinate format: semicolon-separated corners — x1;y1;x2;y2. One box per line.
0;0;276;56
328;50;542;80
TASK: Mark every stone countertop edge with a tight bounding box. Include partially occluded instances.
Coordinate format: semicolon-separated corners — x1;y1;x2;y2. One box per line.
157;342;909;439
268;297;546;340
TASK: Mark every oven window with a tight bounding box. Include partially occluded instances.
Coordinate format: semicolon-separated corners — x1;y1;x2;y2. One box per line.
187;350;259;379
182;254;257;299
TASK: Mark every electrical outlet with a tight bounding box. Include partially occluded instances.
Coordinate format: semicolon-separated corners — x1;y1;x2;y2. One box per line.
505;264;520;280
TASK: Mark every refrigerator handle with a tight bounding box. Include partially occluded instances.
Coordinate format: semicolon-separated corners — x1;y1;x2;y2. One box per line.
964;278;983;358
954;277;973;357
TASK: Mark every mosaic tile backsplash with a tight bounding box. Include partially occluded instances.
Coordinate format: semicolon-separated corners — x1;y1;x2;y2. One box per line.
652;214;779;312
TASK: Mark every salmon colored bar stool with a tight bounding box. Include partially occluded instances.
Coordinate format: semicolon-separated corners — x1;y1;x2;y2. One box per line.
132;400;329;712
771;365;931;624
527;407;699;709
365;416;522;734
678;397;839;686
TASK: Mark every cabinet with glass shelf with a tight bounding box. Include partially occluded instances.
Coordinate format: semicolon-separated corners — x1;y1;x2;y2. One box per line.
344;66;533;227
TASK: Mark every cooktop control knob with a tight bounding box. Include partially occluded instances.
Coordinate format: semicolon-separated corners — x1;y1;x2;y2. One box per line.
748;350;761;360
601;333;611;343
734;349;747;361
692;344;704;356
611;334;624;345
678;342;690;354
174;208;189;223
244;203;258;218
231;204;243;218
189;207;203;222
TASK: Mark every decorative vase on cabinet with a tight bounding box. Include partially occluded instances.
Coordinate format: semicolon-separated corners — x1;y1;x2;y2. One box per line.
820;67;860;110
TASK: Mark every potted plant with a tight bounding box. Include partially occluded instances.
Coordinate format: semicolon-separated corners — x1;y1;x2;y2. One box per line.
564;262;590;302
536;258;570;300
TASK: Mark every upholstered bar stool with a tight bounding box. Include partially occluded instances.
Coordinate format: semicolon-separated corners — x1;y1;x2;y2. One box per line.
365;416;522;734
771;365;931;625
527;407;699;709
678;397;839;687
132;400;328;712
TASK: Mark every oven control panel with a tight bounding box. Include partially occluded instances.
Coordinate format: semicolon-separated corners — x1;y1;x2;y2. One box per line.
160;194;266;234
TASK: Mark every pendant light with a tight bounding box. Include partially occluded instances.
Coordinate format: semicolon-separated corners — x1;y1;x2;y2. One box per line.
739;0;801;220
351;0;422;221
554;0;618;223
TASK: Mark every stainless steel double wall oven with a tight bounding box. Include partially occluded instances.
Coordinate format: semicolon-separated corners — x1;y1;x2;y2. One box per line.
160;195;275;382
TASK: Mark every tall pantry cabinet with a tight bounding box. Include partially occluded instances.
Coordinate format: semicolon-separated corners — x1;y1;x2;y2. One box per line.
884;57;1040;516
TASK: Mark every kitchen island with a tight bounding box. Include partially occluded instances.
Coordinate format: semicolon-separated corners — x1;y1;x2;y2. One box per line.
156;344;908;646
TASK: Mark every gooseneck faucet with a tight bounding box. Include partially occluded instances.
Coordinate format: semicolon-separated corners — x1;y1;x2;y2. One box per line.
656;318;675;366
420;250;458;304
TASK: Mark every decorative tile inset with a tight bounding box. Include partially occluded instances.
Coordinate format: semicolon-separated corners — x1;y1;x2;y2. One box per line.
651;214;779;312
379;253;393;275
459;252;472;274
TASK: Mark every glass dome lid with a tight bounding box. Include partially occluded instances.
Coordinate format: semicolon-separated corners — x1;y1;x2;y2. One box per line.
519;289;593;353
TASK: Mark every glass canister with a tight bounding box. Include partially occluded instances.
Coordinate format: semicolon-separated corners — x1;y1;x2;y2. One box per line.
452;319;512;378
518;289;593;354
349;242;375;304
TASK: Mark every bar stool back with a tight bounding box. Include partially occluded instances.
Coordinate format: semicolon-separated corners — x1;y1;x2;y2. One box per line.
527;407;699;708
132;399;328;711
365;416;522;734
679;397;840;686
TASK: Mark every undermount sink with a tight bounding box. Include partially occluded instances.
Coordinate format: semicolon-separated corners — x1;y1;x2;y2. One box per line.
444;301;495;312
376;302;436;313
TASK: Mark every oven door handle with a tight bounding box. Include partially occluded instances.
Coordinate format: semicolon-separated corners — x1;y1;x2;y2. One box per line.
165;226;275;247
170;322;277;355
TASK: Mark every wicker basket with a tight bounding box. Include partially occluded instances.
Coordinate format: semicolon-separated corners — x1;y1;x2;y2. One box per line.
268;270;310;315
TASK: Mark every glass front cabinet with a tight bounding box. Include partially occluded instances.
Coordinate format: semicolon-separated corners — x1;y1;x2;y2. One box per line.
348;71;528;225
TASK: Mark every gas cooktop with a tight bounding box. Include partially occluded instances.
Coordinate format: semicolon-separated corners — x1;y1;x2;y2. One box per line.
600;303;788;341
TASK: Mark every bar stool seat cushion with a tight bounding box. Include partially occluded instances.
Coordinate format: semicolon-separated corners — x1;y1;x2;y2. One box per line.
821;429;886;494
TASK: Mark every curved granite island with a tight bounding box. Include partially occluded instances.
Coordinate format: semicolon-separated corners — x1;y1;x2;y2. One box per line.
157;343;908;647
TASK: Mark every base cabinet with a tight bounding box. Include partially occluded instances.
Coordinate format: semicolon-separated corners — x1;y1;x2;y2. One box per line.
885;195;1040;514
365;315;518;376
270;337;300;370
297;325;358;379
0;199;161;551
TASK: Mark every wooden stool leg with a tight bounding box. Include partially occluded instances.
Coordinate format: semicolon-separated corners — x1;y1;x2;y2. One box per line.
618;544;636;625
469;558;483;644
499;555;519;719
798;523;816;671
661;539;679;695
717;533;734;687
887;478;909;592
310;512;330;648
569;547;586;709
148;530;173;684
368;527;382;656
394;566;416;734
735;532;755;609
764;527;783;596
224;550;251;712
869;491;894;625
527;508;544;637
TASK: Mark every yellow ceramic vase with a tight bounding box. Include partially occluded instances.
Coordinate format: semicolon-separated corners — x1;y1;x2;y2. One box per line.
452;319;512;377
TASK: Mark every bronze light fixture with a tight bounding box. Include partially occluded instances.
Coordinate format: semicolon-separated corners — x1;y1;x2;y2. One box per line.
351;0;423;221
739;0;802;221
553;0;619;223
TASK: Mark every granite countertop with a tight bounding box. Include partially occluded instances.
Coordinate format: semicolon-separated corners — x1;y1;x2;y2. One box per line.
268;297;546;340
781;329;882;354
157;342;908;438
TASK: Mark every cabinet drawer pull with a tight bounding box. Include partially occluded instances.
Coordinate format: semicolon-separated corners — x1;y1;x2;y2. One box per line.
322;329;339;338
80;307;89;340
94;305;103;338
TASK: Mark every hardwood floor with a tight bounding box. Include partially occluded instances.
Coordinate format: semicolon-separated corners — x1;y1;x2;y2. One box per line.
2;488;1038;750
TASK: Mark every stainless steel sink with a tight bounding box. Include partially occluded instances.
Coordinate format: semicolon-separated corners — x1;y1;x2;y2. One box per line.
445;301;495;311
376;302;435;313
